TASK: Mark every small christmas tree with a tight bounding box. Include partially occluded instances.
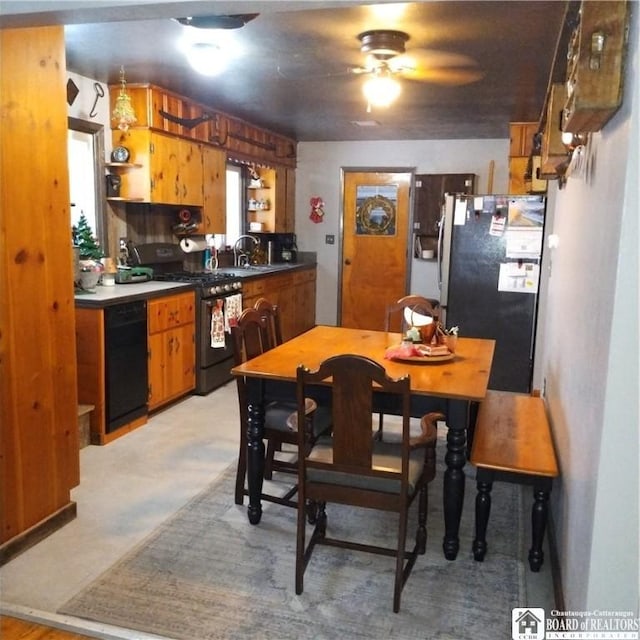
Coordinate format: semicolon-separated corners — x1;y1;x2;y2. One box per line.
73;212;103;260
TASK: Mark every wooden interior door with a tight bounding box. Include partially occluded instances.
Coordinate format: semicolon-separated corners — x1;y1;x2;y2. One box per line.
340;171;412;330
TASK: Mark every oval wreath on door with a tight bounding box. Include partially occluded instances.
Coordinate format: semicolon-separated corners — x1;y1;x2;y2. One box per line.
356;195;396;235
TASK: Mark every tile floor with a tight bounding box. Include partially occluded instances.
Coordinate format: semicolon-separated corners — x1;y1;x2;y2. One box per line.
0;382;556;638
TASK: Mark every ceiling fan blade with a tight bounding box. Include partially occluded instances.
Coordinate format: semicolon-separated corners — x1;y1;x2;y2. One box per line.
403;66;485;85
349;66;375;75
394;49;480;70
391;49;484;85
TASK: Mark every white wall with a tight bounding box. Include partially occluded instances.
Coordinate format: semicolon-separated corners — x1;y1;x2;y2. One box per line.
294;139;509;325
67;70;111;151
539;9;638;612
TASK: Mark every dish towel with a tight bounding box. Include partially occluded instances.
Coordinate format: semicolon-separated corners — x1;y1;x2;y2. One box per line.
224;293;243;333
210;299;226;348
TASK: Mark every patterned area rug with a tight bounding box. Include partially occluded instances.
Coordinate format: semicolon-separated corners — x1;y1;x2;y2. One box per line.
60;437;525;640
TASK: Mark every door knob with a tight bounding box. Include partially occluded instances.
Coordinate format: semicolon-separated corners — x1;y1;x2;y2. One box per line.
344;258;351;265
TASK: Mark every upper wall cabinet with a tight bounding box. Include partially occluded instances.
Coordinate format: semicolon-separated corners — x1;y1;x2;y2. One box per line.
112;129;203;206
109;84;297;168
201;144;226;235
509;122;547;194
562;0;630;133
413;173;475;237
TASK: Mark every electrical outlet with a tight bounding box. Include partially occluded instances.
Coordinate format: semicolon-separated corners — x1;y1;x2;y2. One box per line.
325;235;335;245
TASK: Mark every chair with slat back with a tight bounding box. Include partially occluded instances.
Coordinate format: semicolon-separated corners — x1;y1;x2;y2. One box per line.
384;294;439;334
294;354;442;613
231;308;330;507
254;297;283;348
253;297;289;479
378;295;440;438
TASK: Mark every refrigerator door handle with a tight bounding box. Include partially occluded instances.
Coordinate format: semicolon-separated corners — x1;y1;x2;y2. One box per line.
437;209;445;293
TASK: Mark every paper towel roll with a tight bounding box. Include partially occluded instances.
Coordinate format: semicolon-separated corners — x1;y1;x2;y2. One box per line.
180;237;208;253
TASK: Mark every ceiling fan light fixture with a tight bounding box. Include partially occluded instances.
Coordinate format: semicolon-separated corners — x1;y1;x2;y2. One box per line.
358;30;409;60
363;72;401;110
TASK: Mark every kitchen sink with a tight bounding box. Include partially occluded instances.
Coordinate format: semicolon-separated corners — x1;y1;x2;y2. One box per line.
234;264;295;272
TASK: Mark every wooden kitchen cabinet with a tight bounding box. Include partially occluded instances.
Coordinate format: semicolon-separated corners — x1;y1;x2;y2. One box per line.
413;174;475;248
509;122;538;157
201;144;227;234
291;268;316;337
274;166;296;233
509;122;547;194
241;267;316;341
147;292;196;410
112;129;203;206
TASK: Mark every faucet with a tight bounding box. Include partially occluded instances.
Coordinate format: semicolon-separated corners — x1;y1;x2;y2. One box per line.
233;234;260;267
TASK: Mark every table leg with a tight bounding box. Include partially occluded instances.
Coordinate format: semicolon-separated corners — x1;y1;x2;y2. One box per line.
246;378;265;525
472;475;493;561
442;400;469;560
528;482;552;571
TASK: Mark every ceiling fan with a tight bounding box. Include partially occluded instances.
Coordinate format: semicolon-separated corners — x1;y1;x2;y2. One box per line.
350;29;484;106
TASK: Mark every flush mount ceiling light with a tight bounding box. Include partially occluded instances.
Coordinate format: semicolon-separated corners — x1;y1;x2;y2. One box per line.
177;17;242;76
174;14;258;30
111;65;137;131
185;42;229;76
362;66;402;112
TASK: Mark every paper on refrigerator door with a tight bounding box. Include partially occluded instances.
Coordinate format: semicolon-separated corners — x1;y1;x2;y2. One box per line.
498;262;539;293
505;228;543;258
454;198;467;225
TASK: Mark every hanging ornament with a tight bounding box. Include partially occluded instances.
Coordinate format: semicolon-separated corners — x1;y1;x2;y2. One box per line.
309;196;325;223
111;66;137;132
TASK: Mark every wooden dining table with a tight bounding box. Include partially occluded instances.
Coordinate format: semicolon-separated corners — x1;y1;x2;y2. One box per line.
231;325;495;561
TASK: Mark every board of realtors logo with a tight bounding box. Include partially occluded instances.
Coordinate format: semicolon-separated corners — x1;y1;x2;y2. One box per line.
513;608;545;640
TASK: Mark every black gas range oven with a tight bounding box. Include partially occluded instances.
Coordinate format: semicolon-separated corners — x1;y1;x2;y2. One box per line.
133;243;242;395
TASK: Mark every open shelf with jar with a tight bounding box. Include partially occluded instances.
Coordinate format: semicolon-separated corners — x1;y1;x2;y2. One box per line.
105;160;144;202
246;166;276;232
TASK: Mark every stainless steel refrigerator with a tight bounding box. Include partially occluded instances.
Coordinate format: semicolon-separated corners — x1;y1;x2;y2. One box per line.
438;193;546;393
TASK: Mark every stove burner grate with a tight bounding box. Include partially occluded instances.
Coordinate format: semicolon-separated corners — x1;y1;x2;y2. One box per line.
154;271;238;285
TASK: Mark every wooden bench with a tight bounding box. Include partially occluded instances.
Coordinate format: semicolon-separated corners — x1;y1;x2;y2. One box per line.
470;390;559;571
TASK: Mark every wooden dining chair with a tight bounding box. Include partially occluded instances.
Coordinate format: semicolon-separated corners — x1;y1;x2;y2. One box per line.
378;294;441;439
254;297;283;349
231;308;330;507
384;294;439;334
294;354;441;613
253;297;289;479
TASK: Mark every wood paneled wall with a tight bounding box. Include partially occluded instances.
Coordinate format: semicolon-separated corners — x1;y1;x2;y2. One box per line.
0;26;79;557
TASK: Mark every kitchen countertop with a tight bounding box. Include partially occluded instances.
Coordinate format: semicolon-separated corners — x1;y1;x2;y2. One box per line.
75;281;195;308
74;263;317;309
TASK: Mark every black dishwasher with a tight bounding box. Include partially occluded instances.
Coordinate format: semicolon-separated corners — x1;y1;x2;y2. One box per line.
105;301;148;433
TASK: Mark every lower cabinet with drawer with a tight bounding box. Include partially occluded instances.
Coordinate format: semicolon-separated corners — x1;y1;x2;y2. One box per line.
147;291;196;411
